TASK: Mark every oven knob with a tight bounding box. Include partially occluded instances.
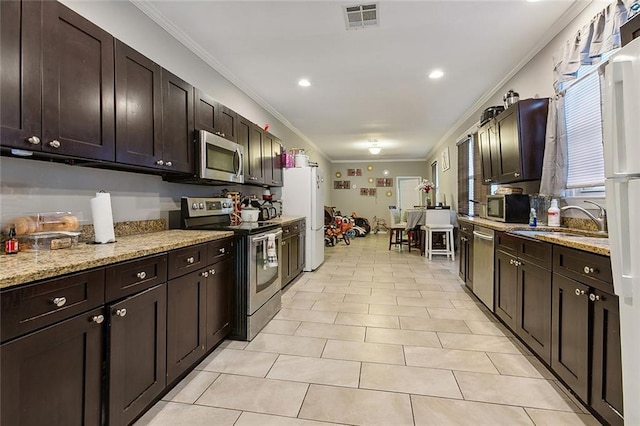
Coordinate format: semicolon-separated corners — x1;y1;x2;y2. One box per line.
192;203;199;210
199;202;205;209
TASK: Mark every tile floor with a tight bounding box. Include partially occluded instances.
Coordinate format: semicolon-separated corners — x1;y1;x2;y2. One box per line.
136;233;601;426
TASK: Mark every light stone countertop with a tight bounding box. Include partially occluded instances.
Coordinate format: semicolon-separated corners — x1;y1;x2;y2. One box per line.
0;230;234;289
458;216;609;256
267;216;306;225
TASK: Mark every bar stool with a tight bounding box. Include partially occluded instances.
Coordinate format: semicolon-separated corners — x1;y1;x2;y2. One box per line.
421;209;455;260
388;207;409;251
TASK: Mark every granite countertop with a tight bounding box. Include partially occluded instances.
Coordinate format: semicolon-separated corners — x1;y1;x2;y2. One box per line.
268;216;306;225
458;216;610;256
0;230;234;289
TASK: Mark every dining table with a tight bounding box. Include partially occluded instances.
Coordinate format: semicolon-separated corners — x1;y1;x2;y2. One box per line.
404;207;457;230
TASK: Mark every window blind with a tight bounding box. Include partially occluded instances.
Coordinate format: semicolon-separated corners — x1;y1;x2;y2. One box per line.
564;71;605;188
457;139;470;216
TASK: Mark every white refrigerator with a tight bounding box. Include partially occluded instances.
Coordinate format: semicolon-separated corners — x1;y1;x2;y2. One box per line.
603;36;640;426
281;166;325;271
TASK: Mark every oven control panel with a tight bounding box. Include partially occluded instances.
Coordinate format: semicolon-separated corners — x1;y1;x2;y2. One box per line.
182;197;233;217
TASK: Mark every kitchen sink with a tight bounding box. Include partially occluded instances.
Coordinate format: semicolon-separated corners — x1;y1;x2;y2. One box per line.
509;230;608;239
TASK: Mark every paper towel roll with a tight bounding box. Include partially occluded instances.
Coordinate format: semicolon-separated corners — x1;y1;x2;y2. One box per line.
91;192;115;243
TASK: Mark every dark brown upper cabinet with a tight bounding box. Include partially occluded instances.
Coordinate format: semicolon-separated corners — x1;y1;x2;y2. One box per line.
0;0;42;151
115;42;194;174
237;115;265;184
1;1;115;161
479;98;548;185
194;90;238;142
264;132;283;187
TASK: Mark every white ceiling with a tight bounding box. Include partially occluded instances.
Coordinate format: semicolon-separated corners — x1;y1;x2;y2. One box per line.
134;0;583;162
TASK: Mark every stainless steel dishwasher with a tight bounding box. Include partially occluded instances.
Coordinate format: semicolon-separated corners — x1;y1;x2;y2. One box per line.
472;226;495;311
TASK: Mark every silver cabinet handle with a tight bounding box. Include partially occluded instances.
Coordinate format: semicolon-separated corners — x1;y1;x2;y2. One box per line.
575;289;585;296
589;293;601;302
156;159;164;166
49;140;61;148
186;257;195;264
27;136;41;145
136;271;147;280
165;161;172;167
92;314;104;324
209;269;215;275
583;266;594;274
514;172;520;178
115;308;127;317
219;248;225;254
201;271;209;278
53;297;67;307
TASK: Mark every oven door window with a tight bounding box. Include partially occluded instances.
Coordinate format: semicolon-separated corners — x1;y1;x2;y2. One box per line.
255;240;278;293
487;198;503;219
206;144;235;174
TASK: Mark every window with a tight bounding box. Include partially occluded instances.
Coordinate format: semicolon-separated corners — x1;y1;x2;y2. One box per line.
457;134;488;216
431;160;438;202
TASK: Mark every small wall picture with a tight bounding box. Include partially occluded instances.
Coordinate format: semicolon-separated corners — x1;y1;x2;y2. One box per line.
334;180;351;189
356;168;362;176
441;147;451;171
376;178;393;187
347;168;362;176
360;188;369;196
368;188;377;196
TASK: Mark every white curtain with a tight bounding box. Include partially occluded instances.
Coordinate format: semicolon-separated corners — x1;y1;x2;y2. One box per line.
539;97;568;196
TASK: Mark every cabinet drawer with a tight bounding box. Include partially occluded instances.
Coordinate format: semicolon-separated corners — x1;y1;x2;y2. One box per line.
1;269;105;342
291;220;303;235
518;238;551;269
106;254;167;302
282;224;293;238
459;223;473;234
496;232;518;255
207;238;234;265
168;244;207;279
299;219;306;232
553;246;613;293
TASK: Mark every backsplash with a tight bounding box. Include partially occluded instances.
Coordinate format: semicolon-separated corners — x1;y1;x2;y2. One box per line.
79;219;167;242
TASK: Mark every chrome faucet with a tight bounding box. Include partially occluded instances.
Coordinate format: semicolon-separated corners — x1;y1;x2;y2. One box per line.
560;201;608;233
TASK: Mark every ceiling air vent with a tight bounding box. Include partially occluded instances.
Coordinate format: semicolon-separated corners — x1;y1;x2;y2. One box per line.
344;3;378;31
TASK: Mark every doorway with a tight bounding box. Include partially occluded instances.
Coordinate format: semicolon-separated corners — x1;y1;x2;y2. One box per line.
396;176;422;219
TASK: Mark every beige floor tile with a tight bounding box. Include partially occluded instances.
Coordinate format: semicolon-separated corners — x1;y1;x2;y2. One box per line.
360;362;462;398
400;316;471;333
235;412;345;426
524;408;601;425
282;298;317;310
488;353;556;379
372;276;417;283
349;280;394;289
371;288;423;298
450;299;483;308
411;395;533;426
322;339;405;364
454;371;581;412
365;327;441;347
311;301;369;313
405;346;499;374
331;269;355;277
420;290;474;300
267;354;360;387
216;340;248;350
322;285;371;295
343;294;397;305
281;289;297;300
438;332;524;354
464;320;512;336
395;283;443;291
295;322;366;341
291;282;326;293
335;312;400;328
427;307;495;321
161;370;219;403
196;374;308;417
274;308;337;324
305;278;352;287
261;319;302;335
293;291;345;302
299;384;413;426
245;333;327;357
396;296;455;308
134;401;240;426
199;348;278;377
369;304;429;317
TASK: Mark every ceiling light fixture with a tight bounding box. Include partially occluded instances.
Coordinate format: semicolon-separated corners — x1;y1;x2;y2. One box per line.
429;69;444;79
368;139;381;155
298;78;311;87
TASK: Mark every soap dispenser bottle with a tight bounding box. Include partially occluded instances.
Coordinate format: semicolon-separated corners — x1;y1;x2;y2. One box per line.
529;208;537;227
548;199;561;227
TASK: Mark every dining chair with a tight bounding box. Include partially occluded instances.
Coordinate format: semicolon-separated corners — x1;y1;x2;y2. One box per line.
421;209;455;260
388;207;410;251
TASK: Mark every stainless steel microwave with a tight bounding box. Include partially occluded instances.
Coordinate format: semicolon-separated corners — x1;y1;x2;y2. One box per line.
486;194;530;223
197;130;244;184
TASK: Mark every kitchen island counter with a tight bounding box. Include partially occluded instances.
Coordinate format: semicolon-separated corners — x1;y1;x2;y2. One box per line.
0;230;234;289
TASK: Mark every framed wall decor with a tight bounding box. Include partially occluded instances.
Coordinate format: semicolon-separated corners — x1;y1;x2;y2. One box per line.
333;180;351;189
376;178;393;187
441;147;451;171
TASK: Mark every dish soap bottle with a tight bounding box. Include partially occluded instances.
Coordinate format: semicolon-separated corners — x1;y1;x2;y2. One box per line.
548;199;561;227
4;225;19;255
529;208;537;227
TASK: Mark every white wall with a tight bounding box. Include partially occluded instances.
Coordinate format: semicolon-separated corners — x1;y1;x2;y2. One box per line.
0;0;331;224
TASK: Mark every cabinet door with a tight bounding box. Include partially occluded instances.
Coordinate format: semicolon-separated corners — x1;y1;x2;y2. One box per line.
551;274;590;402
591;290;623;426
237;116;252;182
0;0;42;150
516;261;552;364
41;1;115;161
496;108;521;182
281;237;291;286
494;250;518;329
161;69;194;173
478;124;497;184
1;307;104;426
249;123;265;184
290;234;300;277
194;91;237;143
263;133;283;187
298;231;306;272
206;257;233;350
108;284;166;426
217;105;238;142
167;269;206;384
115;40;163;168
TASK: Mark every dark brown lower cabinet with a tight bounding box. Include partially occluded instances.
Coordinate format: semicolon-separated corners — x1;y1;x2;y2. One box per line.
108;284;167;426
206;257;233;351
591;289;623;426
0;307;104;426
494;250;518;329
167;269;206;385
516;261;552;364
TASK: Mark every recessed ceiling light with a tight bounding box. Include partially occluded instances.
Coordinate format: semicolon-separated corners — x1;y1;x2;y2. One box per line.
526;0;540;2
429;70;444;79
298;79;311;87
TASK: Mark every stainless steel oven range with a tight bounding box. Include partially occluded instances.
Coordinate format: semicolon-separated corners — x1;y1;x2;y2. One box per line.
178;197;282;341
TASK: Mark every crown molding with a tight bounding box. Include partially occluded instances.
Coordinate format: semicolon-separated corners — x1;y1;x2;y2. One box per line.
331;158;427;164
